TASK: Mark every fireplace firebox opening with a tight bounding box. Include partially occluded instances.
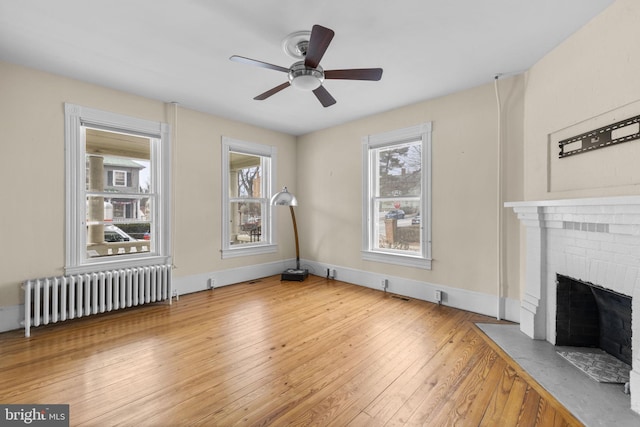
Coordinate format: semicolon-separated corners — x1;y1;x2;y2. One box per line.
556;274;632;365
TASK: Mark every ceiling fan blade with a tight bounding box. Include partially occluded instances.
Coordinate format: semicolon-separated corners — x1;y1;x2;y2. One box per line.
254;82;291;100
230;55;289;73
305;25;334;69
312;85;337;107
324;68;383;81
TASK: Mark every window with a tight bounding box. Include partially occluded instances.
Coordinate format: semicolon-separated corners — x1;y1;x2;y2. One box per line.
112;170;128;187
221;136;276;258
362;123;432;269
64;104;171;274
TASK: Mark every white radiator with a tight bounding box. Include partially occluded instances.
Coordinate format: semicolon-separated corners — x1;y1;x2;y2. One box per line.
22;264;172;337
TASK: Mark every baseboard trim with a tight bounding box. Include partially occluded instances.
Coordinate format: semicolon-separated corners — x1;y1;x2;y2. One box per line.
0;258;519;333
0;304;23;334
159;258;520;323
301;259;520;323
171;259;295;295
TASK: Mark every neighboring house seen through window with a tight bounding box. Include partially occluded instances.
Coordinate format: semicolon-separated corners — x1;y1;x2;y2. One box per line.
362;123;432;269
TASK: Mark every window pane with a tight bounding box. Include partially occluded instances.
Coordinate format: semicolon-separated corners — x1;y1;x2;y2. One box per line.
374;199;421;254
85;196;151;258
84;128;152;259
230;201;263;245
377;141;422;197
229;152;262;198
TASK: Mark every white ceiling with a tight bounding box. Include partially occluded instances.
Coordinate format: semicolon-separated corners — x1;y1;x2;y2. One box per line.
0;0;614;136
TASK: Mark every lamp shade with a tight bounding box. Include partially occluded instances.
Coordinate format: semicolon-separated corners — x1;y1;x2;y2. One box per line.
270;186;298;206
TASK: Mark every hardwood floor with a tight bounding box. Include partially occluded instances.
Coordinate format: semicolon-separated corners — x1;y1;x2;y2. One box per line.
0;275;582;426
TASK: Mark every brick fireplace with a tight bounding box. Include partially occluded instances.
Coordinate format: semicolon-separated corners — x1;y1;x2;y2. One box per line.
506;196;640;413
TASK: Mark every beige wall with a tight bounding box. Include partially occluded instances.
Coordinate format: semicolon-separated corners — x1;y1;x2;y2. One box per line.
0;61;297;307
524;0;640;200
297;75;525;299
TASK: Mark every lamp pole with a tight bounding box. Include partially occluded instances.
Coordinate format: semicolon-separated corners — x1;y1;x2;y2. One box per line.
289;205;300;270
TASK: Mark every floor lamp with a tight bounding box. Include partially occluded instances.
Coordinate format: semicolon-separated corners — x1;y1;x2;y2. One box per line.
271;186;308;281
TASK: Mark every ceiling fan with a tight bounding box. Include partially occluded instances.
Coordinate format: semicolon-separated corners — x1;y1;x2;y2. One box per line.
230;24;383;107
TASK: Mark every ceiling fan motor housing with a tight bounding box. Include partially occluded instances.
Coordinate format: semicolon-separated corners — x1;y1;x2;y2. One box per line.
288;61;324;91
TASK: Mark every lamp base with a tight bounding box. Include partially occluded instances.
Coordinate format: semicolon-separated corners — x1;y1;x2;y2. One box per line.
281;268;308;282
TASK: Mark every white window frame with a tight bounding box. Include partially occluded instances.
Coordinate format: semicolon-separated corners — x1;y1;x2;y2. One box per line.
221;136;277;258
362;123;432;269
64;103;171;274
112;170;128;187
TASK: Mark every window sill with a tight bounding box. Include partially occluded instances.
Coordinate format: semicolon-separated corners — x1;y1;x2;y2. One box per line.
65;255;171;276
361;250;432;270
222;244;277;259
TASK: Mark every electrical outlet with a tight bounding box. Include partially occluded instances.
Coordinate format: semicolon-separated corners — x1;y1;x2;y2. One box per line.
208;277;215;289
435;290;442;303
381;278;389;291
330;269;337;279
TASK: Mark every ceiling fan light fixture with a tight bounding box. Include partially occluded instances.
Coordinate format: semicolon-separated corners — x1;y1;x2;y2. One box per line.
288;61;324;91
290;74;322;90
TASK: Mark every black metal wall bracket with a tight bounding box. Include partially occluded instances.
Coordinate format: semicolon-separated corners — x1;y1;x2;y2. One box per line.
558;114;640;158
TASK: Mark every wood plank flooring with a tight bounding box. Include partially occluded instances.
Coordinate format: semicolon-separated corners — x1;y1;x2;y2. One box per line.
0;275;582;426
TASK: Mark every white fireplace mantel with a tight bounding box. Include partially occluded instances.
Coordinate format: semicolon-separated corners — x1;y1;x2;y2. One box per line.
506;195;640;413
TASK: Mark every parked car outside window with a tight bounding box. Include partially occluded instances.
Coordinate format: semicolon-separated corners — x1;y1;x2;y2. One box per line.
385;209;405;219
104;225;136;242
